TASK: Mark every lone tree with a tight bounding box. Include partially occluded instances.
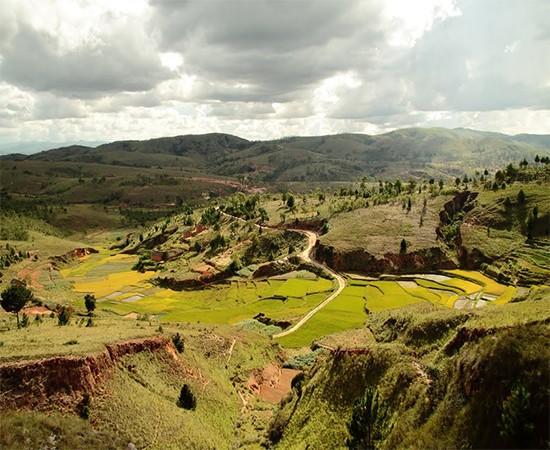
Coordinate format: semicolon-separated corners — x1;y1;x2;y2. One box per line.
347;386;390;450
177;384;196;410
517;189;526;204
84;294;96;315
1;284;33;328
286;193;295;210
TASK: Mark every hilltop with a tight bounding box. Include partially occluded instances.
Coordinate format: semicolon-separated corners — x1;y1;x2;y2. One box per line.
4;128;549;182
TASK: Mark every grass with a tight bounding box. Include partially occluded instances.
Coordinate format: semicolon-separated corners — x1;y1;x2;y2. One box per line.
72;270;156;298
276;291;367;348
320;195;450;255
0;315;159;361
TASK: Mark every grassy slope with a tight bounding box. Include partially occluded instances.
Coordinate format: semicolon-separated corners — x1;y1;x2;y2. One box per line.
273;290;550;449
0;320;279;449
320;195;450;255
460;177;550;284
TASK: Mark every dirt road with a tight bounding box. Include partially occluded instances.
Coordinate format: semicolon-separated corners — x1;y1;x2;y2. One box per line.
220;210;346;338
272;229;346;338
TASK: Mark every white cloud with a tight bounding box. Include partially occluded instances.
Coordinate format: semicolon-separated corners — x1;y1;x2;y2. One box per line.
0;0;547;148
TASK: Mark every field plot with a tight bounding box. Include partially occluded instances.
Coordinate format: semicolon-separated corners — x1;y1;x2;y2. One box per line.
276;287;367;348
59;250;520;349
443;269;508;296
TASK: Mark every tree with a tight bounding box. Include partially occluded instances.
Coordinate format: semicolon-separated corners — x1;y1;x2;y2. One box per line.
519;158;528;169
84;294;96;315
347;387;390;450
177;384;196;410
1;284;32;328
517;189;526;204
58;306;71;326
286;194;295;210
499;381;534;447
171;333;184;353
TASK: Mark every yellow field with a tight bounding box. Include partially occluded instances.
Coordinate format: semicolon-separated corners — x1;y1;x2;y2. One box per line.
443;270;507;296
493;286;517;305
72;270;156;298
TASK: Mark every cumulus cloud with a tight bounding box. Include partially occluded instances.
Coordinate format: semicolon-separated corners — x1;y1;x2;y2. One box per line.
0;0;547;148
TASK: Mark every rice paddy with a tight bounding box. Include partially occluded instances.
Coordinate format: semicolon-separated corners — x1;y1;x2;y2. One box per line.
59;252;519;348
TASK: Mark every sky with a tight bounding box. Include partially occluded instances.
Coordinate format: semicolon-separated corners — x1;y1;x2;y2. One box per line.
0;0;548;151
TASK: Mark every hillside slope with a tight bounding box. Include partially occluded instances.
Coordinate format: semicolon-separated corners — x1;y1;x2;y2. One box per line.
0;322;280;449
271;290;550;449
11;128;550;182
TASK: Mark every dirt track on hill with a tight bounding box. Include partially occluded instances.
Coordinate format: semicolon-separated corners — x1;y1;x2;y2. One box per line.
221;210;346;338
272;230;346;338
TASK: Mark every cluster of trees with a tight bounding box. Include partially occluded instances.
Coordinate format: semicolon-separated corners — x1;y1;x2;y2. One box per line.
222;193;269;224
0;284;96;328
119;173;179;187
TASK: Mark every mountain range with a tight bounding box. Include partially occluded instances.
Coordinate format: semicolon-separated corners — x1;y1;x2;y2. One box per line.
4;128;549;181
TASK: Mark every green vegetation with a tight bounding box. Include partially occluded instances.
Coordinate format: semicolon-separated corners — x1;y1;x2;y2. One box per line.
178;384;197;410
84;294;96;315
1;284;33;327
273;291;550;449
347;387;391;450
0;143;548;449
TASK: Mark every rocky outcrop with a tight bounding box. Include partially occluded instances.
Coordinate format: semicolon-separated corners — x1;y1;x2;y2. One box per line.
313;243;456;275
0;336;176;413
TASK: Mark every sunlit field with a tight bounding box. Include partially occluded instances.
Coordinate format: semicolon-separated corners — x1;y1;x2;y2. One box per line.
59;250;520;349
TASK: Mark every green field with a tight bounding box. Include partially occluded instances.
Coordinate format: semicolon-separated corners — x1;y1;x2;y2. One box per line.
55;249;522;348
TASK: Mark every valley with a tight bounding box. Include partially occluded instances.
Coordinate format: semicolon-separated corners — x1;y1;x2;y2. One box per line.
0;130;549;449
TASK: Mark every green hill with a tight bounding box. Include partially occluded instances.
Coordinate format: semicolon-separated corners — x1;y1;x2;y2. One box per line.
9;128;549;182
271;290;550;449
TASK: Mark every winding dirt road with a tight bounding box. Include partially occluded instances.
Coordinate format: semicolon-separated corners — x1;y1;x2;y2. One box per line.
272;229;346;338
220;210;346;337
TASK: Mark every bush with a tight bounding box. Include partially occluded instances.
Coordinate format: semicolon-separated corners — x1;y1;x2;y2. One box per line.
19;313;30;328
58;306;71;326
171;333;184;353
347;386;390;450
79;394;91;420
177;384;196;410
84;294;96;315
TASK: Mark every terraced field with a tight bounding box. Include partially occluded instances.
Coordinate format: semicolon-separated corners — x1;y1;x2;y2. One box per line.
275;271;518;347
60;251;520;348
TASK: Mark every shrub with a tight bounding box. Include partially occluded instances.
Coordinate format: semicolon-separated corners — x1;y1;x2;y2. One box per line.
499;380;535;447
19;313;29;328
84;294;96;315
177;384;196;410
79;394;91;420
58;306;71;326
171;333;184;353
347;386;390;450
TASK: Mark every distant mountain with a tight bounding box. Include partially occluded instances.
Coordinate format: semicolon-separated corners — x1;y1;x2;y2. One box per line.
9;128;550;181
0;140;105;156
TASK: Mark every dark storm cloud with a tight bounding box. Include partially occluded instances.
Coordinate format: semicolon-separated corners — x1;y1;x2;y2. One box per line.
0;23;171;98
